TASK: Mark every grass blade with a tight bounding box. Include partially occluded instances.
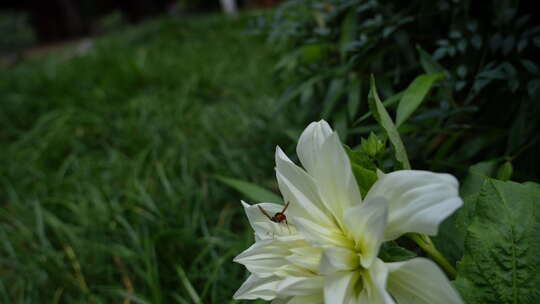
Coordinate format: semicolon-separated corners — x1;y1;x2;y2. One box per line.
396;73;444;127
368;75;411;169
214;175;282;203
176;265;202;304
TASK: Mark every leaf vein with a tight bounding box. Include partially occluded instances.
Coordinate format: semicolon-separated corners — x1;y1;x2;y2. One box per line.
493;182;517;304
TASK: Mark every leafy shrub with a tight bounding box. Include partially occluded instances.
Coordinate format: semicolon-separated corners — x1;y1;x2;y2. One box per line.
260;0;539;181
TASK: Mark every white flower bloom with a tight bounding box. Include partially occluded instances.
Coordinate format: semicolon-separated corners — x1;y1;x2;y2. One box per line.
234;120;464;304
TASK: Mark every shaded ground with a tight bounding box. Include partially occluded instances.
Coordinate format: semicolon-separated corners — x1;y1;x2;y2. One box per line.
0;12;290;303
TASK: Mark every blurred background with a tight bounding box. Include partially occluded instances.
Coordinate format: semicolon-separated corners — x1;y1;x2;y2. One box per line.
0;0;538;303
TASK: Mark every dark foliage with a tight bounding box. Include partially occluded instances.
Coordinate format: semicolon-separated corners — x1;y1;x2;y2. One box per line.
260;0;539;181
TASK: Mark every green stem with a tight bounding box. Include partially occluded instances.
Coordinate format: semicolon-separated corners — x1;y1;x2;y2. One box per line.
408;233;457;279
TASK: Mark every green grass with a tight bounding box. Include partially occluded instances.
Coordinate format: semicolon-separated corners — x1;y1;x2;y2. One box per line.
0;13;291;303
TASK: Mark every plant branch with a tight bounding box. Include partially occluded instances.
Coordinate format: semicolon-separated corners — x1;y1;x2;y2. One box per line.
408;233;457;279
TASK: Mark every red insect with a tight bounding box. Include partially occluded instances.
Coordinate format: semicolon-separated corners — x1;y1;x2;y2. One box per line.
258;201;290;228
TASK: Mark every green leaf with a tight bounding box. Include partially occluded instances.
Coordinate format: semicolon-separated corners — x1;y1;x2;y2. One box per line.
434;164;499;268
417;45;447;74
521;59;539;74
214;175;283;203
277;76;324;109
455;179;540;304
301;43;327;63
379;241;417;262
433;190;485;267
334;108;349;142
351;164;377;198
344;144;376;170
496;161;513;181
452;160;501;255
396;73;444;127
339;11;357;61
460;160;499;197
361;132;385;157
344;144;378;197
347;75;362;120
368;76;410;169
436;160;505;266
353;91;403;126
322;78;345;119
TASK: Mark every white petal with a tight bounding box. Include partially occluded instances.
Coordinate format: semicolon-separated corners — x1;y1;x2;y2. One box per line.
233;274;280;300
234;236;313;277
293;217;353;248
365;170;463;240
319;246;358;275
343;197;388;268
363;259;396;304
296;122;362;224
277;276;324;296
322;261;395;304
274;263;317;278
286;246;323;272
296;120;333;174
234;239;289;278
323;271;360;304
242;201;297;239
287;294;324;304
275;147;335;227
317;133;362;215
386;258;464;304
272;297;291;304
272;294;324;304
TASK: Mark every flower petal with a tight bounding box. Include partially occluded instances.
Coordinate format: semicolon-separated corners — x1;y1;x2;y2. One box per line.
242;201;297;239
233;274;280;300
277;276;324;296
286;246;323;273
234;239;289;278
343;197;388;268
293;217;353;248
234;236;314;278
365;170;463;240
272;294;324;304
386;258;464;304
317;133;363;215
275;147;335;227
319;246;358;275
296;121;362;224
296;120;333;175
323;271;360;304
363;259;396;304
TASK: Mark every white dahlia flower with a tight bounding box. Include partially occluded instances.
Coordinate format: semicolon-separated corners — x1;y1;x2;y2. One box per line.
234;120;464;304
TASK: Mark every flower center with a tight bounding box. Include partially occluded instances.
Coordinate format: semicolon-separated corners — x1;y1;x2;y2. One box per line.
348;267;368;300
353;273;365;294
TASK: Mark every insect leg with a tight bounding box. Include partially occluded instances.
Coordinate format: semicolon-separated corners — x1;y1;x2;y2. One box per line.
257;205;273;221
